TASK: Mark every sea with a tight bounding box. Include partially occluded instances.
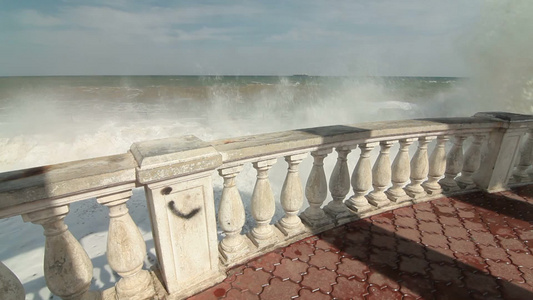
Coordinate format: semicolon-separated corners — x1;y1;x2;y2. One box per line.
0;75;529;299
0;75;469;173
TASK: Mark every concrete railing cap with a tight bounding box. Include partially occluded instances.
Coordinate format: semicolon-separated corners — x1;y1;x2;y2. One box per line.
131;135;222;184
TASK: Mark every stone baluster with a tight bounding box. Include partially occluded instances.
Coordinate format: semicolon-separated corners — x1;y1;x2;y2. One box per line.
405;137;433;200
439;135;467;192
386;139;414;203
324;147;353;222
513;130;533;183
218;165;249;262
249;159;278;248
367;141;393;207
423;135;450;195
97;190;155;300
22;206;96;300
345;143;377;212
276;154;307;237
301;149;333;228
0;261;25;299
457;135;486;189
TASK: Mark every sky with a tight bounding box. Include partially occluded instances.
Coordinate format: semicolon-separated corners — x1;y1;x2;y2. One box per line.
0;0;484;76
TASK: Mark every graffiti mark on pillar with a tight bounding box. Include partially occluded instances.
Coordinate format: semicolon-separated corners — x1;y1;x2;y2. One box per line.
168;201;201;219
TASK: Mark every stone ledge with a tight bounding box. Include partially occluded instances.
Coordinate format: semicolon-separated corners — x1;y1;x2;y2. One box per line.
0;153;137;209
212;117;498;164
131;135;222;184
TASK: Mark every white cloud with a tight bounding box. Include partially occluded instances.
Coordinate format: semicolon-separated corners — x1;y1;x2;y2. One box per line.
17;10;63;27
0;1;484;76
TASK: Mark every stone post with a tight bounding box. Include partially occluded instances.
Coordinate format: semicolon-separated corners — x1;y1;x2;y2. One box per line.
423;135;449;195
405;137;433;200
22;206;97;300
513;129;533;183
367;141;393;207
276;154;307;237
386;139;414;203
249;159;279;248
301;149;333;229
456;134;486;189
218;165;249;263
132;135;224;298
473;112;533;192
345;143;377;212
97;189;155;300
324;147;353;222
0;261;25;300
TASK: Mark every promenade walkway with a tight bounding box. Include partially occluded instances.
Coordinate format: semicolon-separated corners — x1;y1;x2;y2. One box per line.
191;185;533;299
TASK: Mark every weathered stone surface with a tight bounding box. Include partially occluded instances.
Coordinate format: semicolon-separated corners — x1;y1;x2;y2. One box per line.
23;205;95;300
144;174;223;297
0;153;136;210
474;111;533;124
1;112;532;299
0;261;24;300
212;118;497;164
131;135;222;184
97;190;155;300
473;113;533;192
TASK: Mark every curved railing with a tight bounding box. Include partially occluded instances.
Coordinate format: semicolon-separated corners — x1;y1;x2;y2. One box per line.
1;112;533;299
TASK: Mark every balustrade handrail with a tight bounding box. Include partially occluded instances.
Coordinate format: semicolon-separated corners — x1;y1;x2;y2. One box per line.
211;116;502;167
0;114;525;218
0;153;137;219
0;117;487;215
2;111;533;299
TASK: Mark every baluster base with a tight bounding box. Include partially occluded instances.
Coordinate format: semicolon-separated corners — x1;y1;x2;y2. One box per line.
439;178;461;192
300;210;334;231
405;185;427;200
248;225;283;249
456;173;477;189
323;201;353;224
275;220;305;238
366;193;391;208
345;195;372;213
115;270;155;300
219;236;252;265
456;180;476;190
422;181;443;196
385;189;411;204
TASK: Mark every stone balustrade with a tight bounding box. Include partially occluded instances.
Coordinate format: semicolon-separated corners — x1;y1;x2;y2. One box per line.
1;112;533;299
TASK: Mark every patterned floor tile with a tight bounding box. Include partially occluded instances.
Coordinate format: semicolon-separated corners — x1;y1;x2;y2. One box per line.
191;188;533;299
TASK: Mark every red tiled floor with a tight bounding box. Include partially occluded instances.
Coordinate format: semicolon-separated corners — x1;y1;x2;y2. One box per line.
191;187;533;299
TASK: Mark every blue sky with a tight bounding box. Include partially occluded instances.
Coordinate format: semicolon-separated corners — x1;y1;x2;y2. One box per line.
0;0;484;76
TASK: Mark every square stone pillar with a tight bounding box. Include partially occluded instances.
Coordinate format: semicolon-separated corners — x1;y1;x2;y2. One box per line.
131;135;224;298
473;112;533;193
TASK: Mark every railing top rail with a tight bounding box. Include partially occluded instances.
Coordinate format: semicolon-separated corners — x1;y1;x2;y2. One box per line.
212;116;500;165
0;153;137;213
1;112;532;218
